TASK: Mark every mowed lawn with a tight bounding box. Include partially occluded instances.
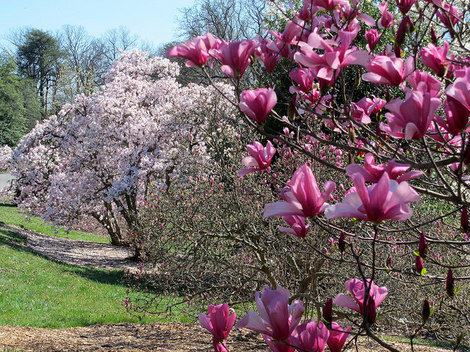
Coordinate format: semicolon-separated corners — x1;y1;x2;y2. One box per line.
0;204;183;328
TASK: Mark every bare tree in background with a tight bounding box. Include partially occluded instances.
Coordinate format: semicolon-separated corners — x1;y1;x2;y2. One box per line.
177;0;266;41
59;25;107;100
102;26;139;63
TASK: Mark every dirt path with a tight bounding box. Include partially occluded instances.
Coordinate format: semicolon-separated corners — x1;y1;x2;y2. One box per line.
3;224;135;270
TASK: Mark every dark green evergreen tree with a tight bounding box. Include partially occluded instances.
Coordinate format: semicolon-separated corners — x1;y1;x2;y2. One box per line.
16;29;64;118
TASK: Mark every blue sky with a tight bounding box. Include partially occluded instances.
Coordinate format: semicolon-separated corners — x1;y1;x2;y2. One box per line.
0;0;196;52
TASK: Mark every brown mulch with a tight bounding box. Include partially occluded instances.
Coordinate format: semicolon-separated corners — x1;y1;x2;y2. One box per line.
0;322;454;352
0;225;456;352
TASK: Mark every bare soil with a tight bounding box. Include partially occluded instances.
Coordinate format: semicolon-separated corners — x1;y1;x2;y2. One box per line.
0;226;454;352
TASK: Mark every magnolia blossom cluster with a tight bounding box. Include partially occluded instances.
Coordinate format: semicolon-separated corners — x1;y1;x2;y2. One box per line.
201;280;387;352
257;154;421;236
168;0;470;348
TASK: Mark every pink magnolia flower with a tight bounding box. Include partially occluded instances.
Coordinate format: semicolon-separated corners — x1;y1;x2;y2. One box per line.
420;41;449;77
363;55;414;86
378;2;394;29
199;303;236;351
290;321;329;352
350;96;386;124
446;67;470;112
209;40;258;78
325;172;420;223
312;0;351;11
346;153;423;183
238;141;276;177
395;0;417;14
365;29;382;51
443;97;470;135
461;206;469;232
380;90;440;140
264;164;336;218
270;16;305;44
278;215;310;238
294;30;369;88
423;0;443;6
395;16;414;56
289;68;316;93
436;4;461;35
334;278;388;324
167;33;222;67
235;286;304;341
406;70;442;98
256;38;281;73
239;88;277;124
327;322;351;352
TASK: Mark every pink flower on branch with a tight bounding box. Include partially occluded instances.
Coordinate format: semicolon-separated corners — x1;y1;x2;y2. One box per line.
420;41;449;77
406;70;442;98
264;164;336;219
238;140;276;177
350;96;386;124
278;215;310;238
167;33;222;67
442;97;470;135
436;4;461;36
239;88;277;124
395;0;417;14
199;303;236;351
235;286;304;341
365;29;382;51
327;322;351;352
380;90;440;140
290;320;329;352
325;173;420;223
209;40;258;78
363;55;414;86
446;67;470;112
378;2;394;29
334;278;388;324
346;153;423;183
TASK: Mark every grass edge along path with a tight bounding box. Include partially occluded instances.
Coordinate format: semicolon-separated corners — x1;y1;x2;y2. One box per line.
0;203;108;243
0;204;189;328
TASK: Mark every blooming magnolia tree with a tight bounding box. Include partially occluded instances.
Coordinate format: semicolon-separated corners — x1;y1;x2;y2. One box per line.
168;0;470;350
0;145;12;172
11;51;236;246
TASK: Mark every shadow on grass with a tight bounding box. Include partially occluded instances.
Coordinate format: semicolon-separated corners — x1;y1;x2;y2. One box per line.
63;265;126;286
0;224;127;286
0;224;27;245
0;202;16;207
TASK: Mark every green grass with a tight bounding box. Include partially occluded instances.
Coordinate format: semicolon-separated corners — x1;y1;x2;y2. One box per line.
0;239;157;328
0;204;190;328
0;204;109;243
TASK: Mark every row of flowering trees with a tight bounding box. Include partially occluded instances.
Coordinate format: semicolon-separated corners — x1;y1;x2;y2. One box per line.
10;51;237;246
167;0;470;350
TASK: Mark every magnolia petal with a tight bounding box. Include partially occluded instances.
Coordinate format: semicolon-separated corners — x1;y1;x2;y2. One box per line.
334;294;361;313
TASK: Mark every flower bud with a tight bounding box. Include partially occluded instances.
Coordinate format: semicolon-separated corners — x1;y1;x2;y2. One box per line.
322;297;333;327
446;268;455;297
461;206;469;232
415;256;425;275
422;299;431;323
338;232;346;253
419;232;428;259
365;296;377;325
430;27;438;44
